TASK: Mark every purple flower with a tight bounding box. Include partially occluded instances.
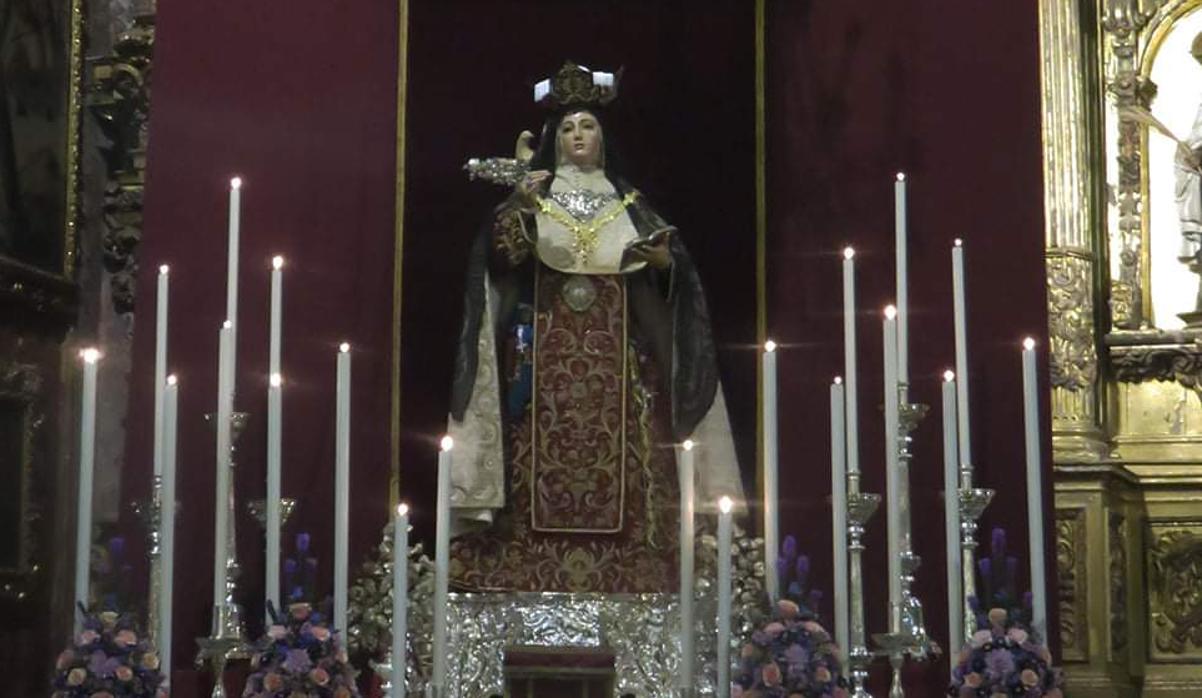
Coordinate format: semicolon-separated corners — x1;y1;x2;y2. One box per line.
296;533;311;553
796;555;810;580
88;650;121;678
784;643;810;667
108;537;126;558
1005;557;1019;589
984;648;1016;679
284;559;299;576
781;535;797;560
978;557;991;580
991;528;1006;559
282;648;312;673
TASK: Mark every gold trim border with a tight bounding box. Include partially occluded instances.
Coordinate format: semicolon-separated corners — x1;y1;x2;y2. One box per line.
64;0;83;277
390;0;410;509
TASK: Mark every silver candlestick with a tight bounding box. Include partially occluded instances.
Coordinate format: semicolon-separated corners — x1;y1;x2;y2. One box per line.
246;498;298;528
131;475;163;649
958;487;994;643
846;489;880;698
196;411;250;697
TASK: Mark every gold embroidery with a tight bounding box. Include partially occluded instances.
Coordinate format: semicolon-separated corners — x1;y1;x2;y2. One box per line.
535;191;638;265
494;208;530;266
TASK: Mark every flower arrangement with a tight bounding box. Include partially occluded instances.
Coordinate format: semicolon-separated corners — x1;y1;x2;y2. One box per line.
734;536;846;698
242;534;360;698
947;528;1063;698
51;607;166;698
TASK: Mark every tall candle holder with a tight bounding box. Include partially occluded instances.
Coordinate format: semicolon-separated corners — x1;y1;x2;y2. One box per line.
131;476;163;649
246;498;298;528
957;487;994;644
846;489;880;698
871;388;936;698
196;411;251;698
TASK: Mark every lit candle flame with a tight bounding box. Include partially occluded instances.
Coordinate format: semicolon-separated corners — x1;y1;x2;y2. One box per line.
159;264;170;274
1023;337;1036;351
834;376;843;385
682;439;695;451
884;305;898;320
718;496;733;514
843;246;855;260
339;342;351;353
764;339;777;353
943;370;955;382
167;374;178;386
954;238;963;247
230;176;243;190
272;256;284;270
397;503;409;517
80;348;101;363
440;435;454;452
270;373;282;388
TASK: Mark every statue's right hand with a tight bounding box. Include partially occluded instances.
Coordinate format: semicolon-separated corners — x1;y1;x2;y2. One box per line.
516;170;552;208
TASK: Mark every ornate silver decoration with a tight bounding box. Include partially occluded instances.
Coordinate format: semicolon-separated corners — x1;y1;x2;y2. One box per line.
846;491;880;698
463;157;529;187
358;528;767;698
550;189;619;222
958;488;995;645
561;275;598;313
195;412;251;696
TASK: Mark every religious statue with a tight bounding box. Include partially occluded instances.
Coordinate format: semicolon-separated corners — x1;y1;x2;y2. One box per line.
1174;33;1202;325
446;62;742;593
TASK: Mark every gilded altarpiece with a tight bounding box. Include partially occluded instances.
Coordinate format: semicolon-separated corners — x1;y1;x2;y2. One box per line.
1044;0;1202;694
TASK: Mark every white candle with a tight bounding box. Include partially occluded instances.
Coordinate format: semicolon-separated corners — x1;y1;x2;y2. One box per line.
269;256;283;375
842;248;860;480
1021;338;1048;637
894;173;909;386
951;240;973;487
160;375;178;685
882;307;901;630
225;177;242;386
392;503;409;698
153;265;169;479
432;436;453;690
214;322;233;615
334;343;351;634
941;371;963;671
74;348;101;630
830;378;849;653
679;439;696;690
266;372;282;623
716;496;734;698
266;256;284;622
762;340;779;602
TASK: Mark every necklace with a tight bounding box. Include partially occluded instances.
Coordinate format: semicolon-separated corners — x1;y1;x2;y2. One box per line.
536;191;639;265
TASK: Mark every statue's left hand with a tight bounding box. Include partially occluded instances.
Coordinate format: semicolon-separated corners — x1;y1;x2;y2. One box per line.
627;234;672;270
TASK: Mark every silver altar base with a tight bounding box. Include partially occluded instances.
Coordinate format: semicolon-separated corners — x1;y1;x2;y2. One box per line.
439;592;706;698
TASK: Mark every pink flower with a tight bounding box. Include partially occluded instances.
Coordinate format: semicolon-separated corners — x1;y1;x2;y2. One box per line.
78;630;99;645
763;622;785;637
263;672;284;691
67;668;87;686
970;630;992;648
334;688;353;698
740;643;758;659
309;667;330;686
964;672;982;688
92;693;114;698
289;602;312;620
1021;669;1040;687
801;620;825;635
987;608;1008;627
761;662;782;686
814;666;832;683
309;625;331;641
1038;646;1052;663
114;629;138;646
56;650;74;670
268;624;287;640
140;652;160;671
776;599;800;619
115;665;133;681
1007;628;1029;644
99;612;118;629
732;685;744;698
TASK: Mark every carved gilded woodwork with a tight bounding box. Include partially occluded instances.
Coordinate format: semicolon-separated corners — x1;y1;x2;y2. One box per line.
1057;507;1089;662
0;362;44;602
1149;524;1202;658
89;9;155;314
1110;512;1130;654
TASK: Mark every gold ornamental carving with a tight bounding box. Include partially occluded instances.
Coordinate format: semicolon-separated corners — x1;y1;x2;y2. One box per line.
1110;339;1202;392
1048;253;1099;392
1149;525;1202;657
1110;512;1129;653
1057;508;1089;662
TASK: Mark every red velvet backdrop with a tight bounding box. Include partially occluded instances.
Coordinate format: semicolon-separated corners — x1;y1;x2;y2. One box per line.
128;1;1050;696
764;2;1054;695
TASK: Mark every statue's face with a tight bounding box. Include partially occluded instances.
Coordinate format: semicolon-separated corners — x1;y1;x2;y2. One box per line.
558;111;602;169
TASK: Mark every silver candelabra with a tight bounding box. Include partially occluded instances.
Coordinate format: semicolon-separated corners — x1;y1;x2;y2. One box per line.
196;411;250;698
